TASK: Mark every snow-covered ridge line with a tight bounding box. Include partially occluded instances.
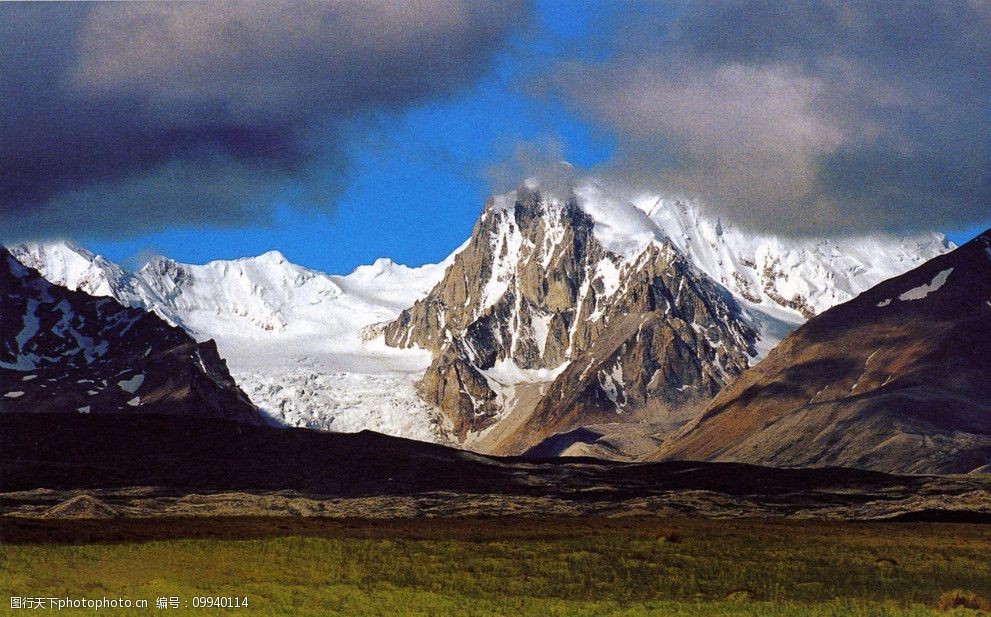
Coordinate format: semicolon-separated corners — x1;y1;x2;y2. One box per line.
508;176;952;322
634;192;952;319
8;241;455;442
462;177;952;382
9;241;453;343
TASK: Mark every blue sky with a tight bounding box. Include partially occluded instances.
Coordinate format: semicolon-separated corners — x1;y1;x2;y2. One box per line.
11;1;985;273
87;1;618;273
946;223;991;248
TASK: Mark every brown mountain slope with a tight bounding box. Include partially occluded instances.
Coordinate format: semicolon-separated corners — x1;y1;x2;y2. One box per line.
651;230;991;474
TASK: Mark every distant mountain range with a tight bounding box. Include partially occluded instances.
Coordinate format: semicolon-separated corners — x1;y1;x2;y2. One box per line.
0;247;261;424
8;172;974;473
9;241;452;441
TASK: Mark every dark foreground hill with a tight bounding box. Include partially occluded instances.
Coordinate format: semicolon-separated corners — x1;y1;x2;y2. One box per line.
1;413;988;521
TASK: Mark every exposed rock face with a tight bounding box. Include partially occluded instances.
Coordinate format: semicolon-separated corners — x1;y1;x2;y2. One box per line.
0;248;263;425
500;244;760;453
386;184;758;448
652;230;991;474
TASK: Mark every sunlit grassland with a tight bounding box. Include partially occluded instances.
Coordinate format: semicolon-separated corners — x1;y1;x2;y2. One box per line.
1;517;989;616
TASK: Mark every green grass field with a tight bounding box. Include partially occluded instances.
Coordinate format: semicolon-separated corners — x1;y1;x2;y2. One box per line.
1;517;990;616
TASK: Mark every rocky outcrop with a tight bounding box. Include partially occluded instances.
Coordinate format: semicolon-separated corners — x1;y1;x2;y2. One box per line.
500;243;758;453
651;230;991;474
0;248;263;425
386;183;758;447
385;186;604;366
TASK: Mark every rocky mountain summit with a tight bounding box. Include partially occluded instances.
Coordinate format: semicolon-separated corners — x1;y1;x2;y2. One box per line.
0;247;262;424
385;184;758;449
384;178;950;453
652;229;991;474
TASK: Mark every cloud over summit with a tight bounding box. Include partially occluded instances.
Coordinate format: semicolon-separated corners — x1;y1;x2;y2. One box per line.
555;0;991;235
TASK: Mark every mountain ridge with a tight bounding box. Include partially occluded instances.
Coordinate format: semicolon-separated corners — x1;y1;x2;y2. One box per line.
0;247;263;425
383;178;951;453
384;184;760;447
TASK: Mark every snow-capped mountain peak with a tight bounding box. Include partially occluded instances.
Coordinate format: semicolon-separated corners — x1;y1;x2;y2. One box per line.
510;177;952;322
383;175;954;451
632;194;952;320
13;242;450;351
255;249;288;263
574;181;670;260
8;241;131;300
473;176;951;331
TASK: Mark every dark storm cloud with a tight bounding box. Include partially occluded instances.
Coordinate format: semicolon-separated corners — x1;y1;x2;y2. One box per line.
0;1;528;241
555;0;991;235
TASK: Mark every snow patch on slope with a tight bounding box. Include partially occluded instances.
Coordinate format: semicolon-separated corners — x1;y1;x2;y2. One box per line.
899;268;954;301
531;312;552;357
117;374;144;394
480;196;525;312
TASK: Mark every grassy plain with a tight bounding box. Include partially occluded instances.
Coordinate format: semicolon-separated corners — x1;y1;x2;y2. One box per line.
1;516;989;616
